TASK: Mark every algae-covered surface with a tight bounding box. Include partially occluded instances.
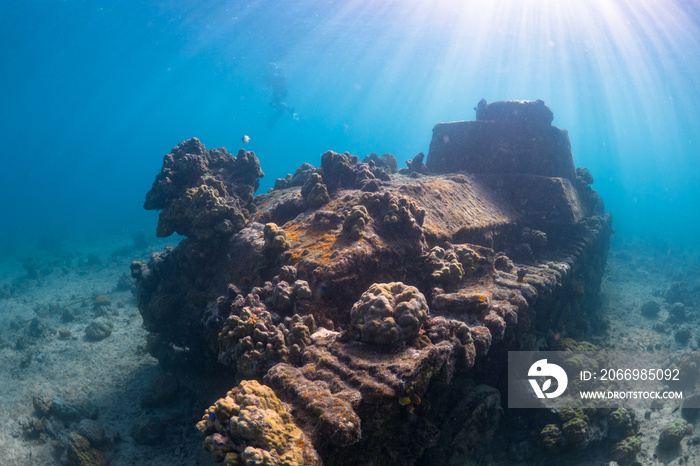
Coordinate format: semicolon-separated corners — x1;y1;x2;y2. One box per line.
1;236;699;465
2;100;699;465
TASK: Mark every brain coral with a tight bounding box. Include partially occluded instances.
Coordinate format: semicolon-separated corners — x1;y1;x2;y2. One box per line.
350;282;429;345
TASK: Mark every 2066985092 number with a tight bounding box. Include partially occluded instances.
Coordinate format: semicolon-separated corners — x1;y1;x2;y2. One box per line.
600;368;680;381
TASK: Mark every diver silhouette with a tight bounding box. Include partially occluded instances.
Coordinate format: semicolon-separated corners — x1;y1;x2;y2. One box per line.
265;62;297;127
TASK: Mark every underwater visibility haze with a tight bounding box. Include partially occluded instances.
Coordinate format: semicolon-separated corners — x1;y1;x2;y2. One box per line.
1;0;700;251
3;1;700;465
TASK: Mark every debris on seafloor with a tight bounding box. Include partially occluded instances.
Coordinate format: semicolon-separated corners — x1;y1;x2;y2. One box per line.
132;99;615;465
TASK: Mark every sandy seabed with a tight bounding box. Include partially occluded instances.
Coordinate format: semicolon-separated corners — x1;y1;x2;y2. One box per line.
0;235;233;466
0;234;699;465
588;237;700;466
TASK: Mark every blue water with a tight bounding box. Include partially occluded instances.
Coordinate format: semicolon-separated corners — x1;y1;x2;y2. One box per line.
2;0;699;255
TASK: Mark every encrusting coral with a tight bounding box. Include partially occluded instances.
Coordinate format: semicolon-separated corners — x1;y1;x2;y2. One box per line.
133;100;616;465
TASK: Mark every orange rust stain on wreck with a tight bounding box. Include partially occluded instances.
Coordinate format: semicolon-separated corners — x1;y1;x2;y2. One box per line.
283;222;344;264
285;228;301;243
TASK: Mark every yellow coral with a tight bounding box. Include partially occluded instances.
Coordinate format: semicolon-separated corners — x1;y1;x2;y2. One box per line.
199;380;315;466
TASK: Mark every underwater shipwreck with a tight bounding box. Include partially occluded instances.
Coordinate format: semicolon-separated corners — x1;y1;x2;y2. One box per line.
131;99;613;465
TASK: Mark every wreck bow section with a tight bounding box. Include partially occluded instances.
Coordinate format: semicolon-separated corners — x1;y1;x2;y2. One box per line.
132;99;611;466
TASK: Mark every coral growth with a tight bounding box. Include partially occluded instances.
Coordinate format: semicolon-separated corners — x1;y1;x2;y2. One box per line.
611;435;642;461
264;223;291;253
350;282;429;345
132;100;614;466
361;152;398;175
300;173;330;208
658;418;692;449
341;205;371;240
274;162;314;190
144;138;263;239
217;290;316;379
424;243;483;288
358;191;425;239
197;380;320;466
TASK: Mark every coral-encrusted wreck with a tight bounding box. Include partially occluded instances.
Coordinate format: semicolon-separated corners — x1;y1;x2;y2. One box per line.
132;99;611;465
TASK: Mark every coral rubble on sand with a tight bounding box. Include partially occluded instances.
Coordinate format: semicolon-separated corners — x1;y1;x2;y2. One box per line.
132;100;613;465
